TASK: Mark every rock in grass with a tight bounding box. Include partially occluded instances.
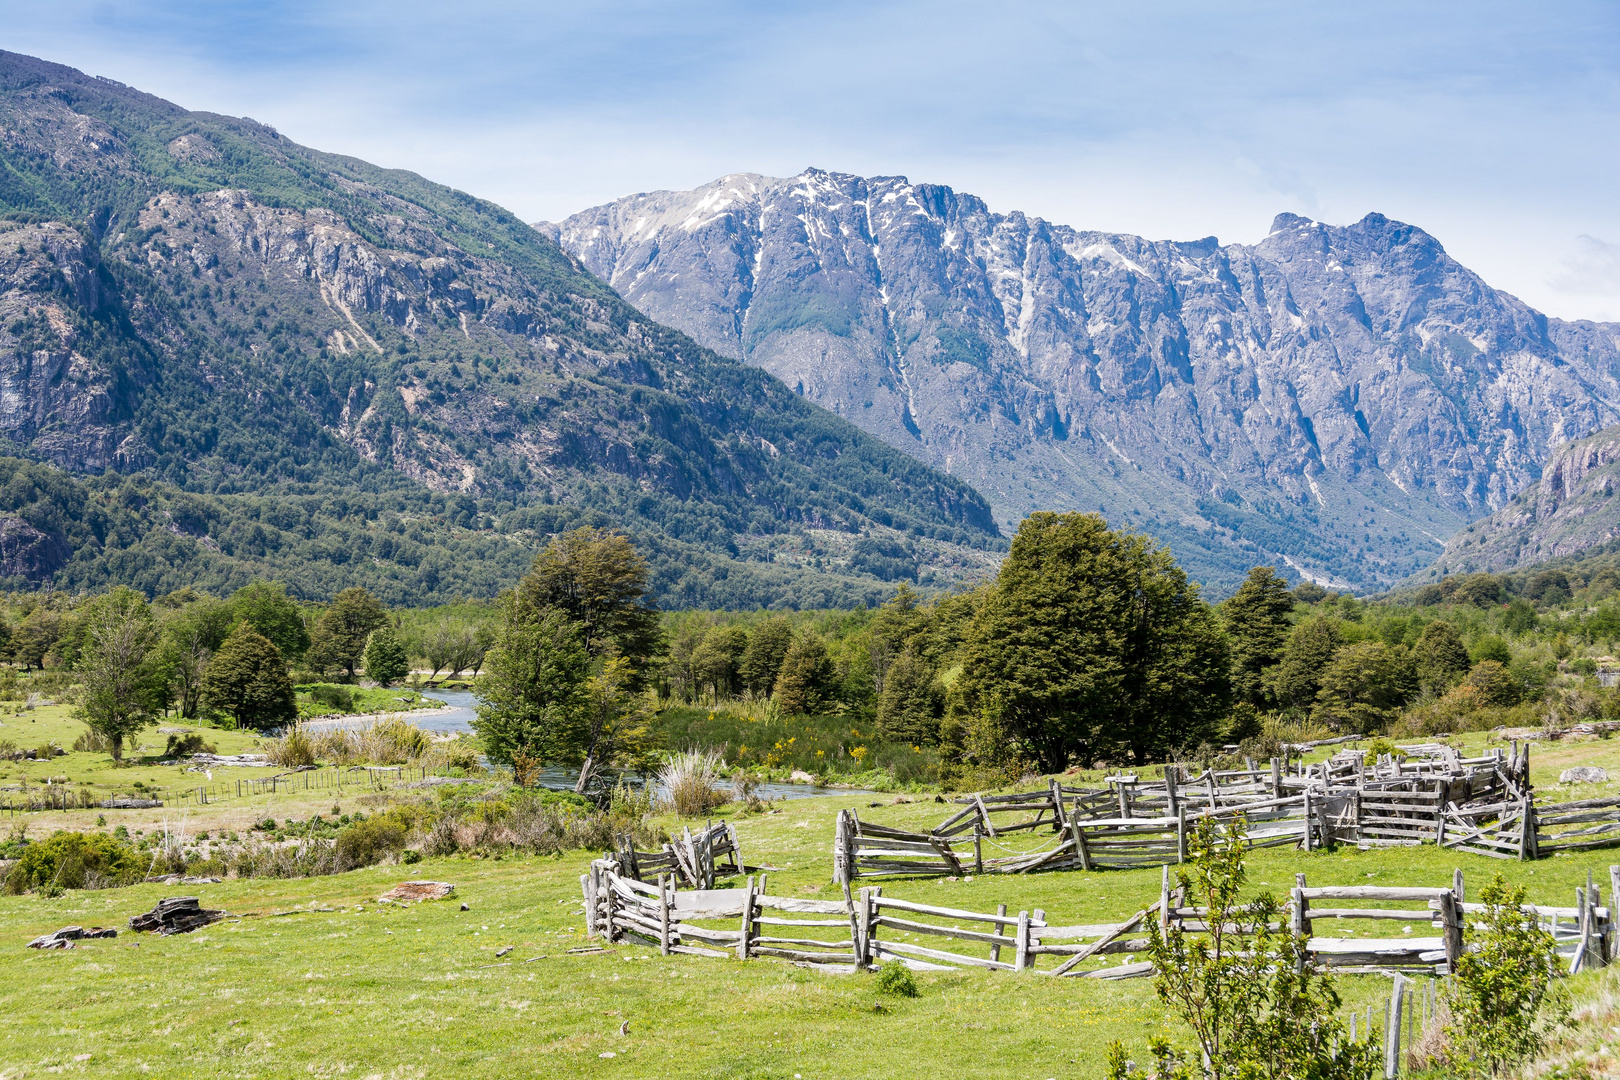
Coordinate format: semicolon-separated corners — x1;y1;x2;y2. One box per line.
129;897;224;935
1560;766;1609;784
28;926;116;948
380;880;455;903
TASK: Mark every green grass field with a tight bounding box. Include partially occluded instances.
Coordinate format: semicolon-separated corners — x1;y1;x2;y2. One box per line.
0;722;1616;1076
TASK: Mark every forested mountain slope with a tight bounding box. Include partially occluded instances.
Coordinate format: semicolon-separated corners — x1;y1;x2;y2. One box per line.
548;170;1620;593
0;53;1000;606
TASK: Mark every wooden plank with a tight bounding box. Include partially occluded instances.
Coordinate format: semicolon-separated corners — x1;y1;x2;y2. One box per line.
871;896;1030;926
1298;886;1451;902
755;896;851;914
871;915;1017;947
871;939;1017;971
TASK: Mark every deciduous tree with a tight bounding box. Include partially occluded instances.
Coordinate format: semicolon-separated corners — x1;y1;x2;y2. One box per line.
200;623;297;730
75;587;170;761
473;606;592;766
362;625;410;687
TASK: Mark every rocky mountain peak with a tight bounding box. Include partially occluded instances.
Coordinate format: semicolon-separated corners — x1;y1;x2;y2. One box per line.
550;172;1620;593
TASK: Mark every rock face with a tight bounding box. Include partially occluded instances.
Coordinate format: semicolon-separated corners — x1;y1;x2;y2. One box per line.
1427;423;1620;576
0;54;1002;605
1560;766;1609;784
547;172;1620;592
0;513;68;579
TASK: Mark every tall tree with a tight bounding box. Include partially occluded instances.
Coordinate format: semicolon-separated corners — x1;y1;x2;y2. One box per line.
773;633;837;715
160;596;235;718
955;512;1230;771
737;617;794;698
473;605;592;766
306;586;388;680
75;587;169;761
1264;616;1344;712
691;624;749;702
1413;619;1472;696
516;527;663;683
1222;566;1297;708
227;581;311;661
875;643;943;744
1312;641;1416;732
200;623;297;730
362;625;410;687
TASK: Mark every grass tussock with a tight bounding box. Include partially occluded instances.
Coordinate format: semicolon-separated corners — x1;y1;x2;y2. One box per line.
659;749;730;817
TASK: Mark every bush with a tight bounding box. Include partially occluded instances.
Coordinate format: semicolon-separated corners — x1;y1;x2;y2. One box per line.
164;732;216;758
264;726;316;767
306;684;356;712
72;726;113;753
874;960;918;997
334;817;408;869
659;749;730;817
4;831;143;893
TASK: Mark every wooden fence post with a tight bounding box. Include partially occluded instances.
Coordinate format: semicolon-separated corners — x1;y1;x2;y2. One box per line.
1439;890;1462;973
1176;807;1188;864
991;903;1007;965
1385;973;1409;1079
1302;788;1314;852
658;873;671;956
738;875;755;960
1270;756;1282;798
1014;911;1030;971
583;871;597;938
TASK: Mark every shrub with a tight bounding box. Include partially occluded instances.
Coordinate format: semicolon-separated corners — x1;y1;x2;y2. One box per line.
306;684;356;712
164;732;217;758
4;831;143;893
264;726;317;767
334;817;408;869
71;726;113;753
1443;875;1566;1076
658;749;729;817
874;960;918;997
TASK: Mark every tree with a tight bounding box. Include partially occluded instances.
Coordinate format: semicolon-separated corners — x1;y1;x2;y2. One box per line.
307;587;388;680
1265;616;1344;712
1222;567;1296;709
773;633;836;715
1312;641;1416;732
1413;620;1471;697
1453;573;1507;608
954;513;1231;772
1444;875;1565;1076
516;527;663;684
573;656;656;793
227;581;311;662
875;643;942;744
1465;660;1521;707
9;607;63;671
473;605;592;766
362;625;410;686
1108;815;1379;1080
74;587;169;761
737;617;794;698
867;584;929;694
200;623;297;730
161;596;235;718
691;625;749;702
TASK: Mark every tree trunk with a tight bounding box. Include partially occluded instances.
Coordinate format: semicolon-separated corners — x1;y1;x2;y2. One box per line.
574;752;595;795
110;733;123;763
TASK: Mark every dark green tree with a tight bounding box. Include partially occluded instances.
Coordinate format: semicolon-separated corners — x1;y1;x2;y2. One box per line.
362;625;410;686
306;586;388;680
9;607;62;671
514;527;663;685
773;633;836;715
1413;619;1471;697
954;512;1230;771
200;623;297;730
227;581;311;662
690;624;749;701
1311;641;1416;732
1222;566;1297;709
1264;616;1343;712
875;643;943;744
737;617;794;697
472;605;592;766
74;587;171;761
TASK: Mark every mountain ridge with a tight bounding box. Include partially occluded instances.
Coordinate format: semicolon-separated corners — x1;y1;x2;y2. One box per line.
546;169;1620;592
0;54;1001;606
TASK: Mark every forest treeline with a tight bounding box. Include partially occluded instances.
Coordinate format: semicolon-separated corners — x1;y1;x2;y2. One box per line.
17;508;1620;787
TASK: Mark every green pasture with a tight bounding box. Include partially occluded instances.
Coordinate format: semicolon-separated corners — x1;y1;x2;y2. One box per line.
2;750;1619;1077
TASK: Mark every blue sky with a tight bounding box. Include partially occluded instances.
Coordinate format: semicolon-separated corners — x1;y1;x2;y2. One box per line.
9;1;1620;319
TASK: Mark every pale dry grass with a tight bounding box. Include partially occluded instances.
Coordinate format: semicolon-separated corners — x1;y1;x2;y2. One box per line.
658;748;730;817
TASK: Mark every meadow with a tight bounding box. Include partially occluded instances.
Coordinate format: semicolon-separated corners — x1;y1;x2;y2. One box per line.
0;726;1617;1077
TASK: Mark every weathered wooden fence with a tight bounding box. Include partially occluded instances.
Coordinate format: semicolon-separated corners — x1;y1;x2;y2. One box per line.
585;861;1611;982
614;821;745;889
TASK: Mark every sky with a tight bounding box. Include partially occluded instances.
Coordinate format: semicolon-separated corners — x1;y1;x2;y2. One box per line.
8;1;1620;319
